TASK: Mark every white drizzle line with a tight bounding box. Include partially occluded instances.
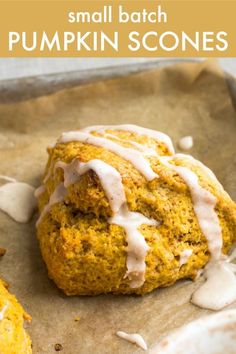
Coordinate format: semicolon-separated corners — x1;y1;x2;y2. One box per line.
104;133;157;156
58;131;158;181
116;331;147;351
0;302;8;321
56;129;224;268
55;159;126;213
82;124;175;154
175;153;224;191
109;206;157;288
179;249;193;267
36;183;67;227
54;159;158;288
160;155;236;310
161;157;222;261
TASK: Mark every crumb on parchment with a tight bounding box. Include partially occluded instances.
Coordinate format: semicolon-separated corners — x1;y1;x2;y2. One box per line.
0;248;6;256
54;343;63;351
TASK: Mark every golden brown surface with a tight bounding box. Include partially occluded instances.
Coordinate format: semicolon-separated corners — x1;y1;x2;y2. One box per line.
0;279;32;354
36;128;236;296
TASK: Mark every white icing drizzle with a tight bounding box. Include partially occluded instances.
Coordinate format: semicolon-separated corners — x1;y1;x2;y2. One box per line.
0;302;8;321
116;331;147;351
54;159;158;288
36;183;67;227
0;181;37;223
82;124;175;154
104;133;157;156
175;153;224;191
161;155;236;310
191;255;236;311
55;159;126;213
178;136;193;150
179;249;193;266
109;205;158;288
58;131;158;181
161;157;222;261
57;128;223;259
34;185;46;198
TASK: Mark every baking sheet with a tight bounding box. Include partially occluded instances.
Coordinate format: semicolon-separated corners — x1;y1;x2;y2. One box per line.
0;59;235;353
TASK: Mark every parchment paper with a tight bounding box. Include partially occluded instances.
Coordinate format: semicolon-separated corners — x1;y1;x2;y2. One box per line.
0;60;235;354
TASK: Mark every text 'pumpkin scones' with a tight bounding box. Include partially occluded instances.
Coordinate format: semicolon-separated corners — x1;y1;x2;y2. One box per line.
0;279;32;354
35;125;236;296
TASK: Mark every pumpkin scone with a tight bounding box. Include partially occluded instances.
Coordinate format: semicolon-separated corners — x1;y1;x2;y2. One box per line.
0;279;32;354
35;125;236;296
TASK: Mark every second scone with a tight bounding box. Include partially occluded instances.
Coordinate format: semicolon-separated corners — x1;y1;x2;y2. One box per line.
0;279;32;354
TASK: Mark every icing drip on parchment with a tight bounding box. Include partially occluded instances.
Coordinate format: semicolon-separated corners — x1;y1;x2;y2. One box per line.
0;176;36;223
36;125;236;301
191;251;236;310
178;136;193;150
116;331;147;351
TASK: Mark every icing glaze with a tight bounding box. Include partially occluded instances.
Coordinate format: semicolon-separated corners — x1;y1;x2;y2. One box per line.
58;131;158;181
55;159;126;213
175;153;224;191
179;249;193;266
0;181;37;223
109;205;158;288
53;158;158;288
161;157;222;261
36;183;67;227
116;331;147;351
178;136;193;150
191;257;236;310
104;133;157;156
82;124;175;154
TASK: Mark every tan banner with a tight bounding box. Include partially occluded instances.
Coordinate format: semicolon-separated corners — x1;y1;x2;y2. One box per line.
0;0;235;57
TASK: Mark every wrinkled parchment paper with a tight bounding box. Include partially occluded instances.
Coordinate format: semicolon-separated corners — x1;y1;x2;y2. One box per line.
0;60;235;354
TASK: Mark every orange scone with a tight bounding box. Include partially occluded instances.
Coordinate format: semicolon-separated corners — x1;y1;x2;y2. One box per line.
0;279;32;354
35;125;236;295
